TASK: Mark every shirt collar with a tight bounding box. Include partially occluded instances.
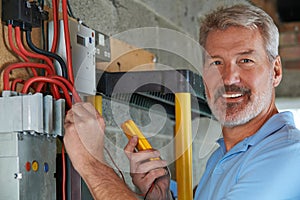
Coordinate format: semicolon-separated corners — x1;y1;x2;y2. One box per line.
217;111;295;155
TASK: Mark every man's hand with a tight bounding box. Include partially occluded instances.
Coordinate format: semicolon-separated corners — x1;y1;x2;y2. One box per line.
63;102;138;200
124;137;171;200
64;102;106;172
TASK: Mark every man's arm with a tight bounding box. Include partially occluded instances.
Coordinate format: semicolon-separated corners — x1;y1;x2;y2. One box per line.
63;102;137;200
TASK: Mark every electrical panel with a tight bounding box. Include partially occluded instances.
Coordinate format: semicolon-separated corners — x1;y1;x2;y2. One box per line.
0;0;102;199
2;0;111;198
48;19;111;95
0;92;65;200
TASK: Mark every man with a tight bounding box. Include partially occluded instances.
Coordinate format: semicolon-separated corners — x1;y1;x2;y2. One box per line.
64;3;300;200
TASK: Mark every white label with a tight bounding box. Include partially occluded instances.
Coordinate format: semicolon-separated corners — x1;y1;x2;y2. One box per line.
98;33;105;46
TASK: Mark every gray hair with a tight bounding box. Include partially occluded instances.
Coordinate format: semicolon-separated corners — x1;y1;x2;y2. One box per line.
199;4;279;61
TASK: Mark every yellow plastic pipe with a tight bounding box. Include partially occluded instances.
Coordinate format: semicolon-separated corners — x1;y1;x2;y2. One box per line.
87;95;103;115
175;93;193;200
94;95;103;115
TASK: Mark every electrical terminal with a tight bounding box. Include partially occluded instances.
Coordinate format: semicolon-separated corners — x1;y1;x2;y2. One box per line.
0;91;23;132
0;91;65;136
22;92;44;133
44;95;54;135
2;90;18;97
52;99;65;137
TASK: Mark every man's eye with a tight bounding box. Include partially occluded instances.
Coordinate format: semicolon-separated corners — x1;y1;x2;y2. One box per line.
240;59;253;63
211;60;222;66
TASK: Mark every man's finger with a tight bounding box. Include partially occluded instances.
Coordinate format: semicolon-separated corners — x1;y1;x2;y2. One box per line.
135;160;167;174
64;109;74;123
124;136;138;156
72;103;91;118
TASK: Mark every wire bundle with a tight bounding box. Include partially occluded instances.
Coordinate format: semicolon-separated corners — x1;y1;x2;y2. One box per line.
3;0;80;109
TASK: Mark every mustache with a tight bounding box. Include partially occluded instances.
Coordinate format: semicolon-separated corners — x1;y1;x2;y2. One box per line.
214;85;251;100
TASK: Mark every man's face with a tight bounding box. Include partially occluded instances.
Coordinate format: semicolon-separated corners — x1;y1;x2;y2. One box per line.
203;26;276;127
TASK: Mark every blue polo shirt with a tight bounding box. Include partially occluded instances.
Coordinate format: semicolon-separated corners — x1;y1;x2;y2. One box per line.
194;111;300;200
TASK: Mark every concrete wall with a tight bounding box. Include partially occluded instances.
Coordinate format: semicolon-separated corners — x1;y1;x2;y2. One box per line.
63;0;300;97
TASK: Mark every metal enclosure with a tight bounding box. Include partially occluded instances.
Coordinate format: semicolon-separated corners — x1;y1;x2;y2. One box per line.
0;132;56;200
0;92;63;199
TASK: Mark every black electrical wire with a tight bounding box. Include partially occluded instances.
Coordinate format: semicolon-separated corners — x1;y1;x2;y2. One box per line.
41;21;46;50
40;0;46;50
67;0;76;19
66;0;88;27
25;30;68;79
67;8;74;19
38;0;46;50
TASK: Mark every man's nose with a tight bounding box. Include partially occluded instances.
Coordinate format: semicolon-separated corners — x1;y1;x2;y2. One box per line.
221;62;240;85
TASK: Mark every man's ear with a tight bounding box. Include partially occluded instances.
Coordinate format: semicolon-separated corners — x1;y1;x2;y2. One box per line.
272;55;282;87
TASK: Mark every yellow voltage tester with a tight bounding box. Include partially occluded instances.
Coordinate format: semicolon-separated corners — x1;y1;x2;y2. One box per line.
122;119;170;177
121;119;153;151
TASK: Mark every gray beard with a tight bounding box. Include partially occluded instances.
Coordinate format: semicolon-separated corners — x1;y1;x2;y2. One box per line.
207;88;272;128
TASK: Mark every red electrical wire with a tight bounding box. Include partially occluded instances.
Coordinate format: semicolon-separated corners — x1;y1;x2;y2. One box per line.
37;74;82;103
7;24;29;62
3;62;55;91
34;75;81;102
21;76;73;107
61;143;66;200
50;0;59;53
50;75;81;103
34;81;61;100
35;82;46;93
7;24;38;77
41;3;81;199
62;0;75;85
11;78;25;91
51;84;62;100
14;26;63;96
56;0;77;190
14;26;56;74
